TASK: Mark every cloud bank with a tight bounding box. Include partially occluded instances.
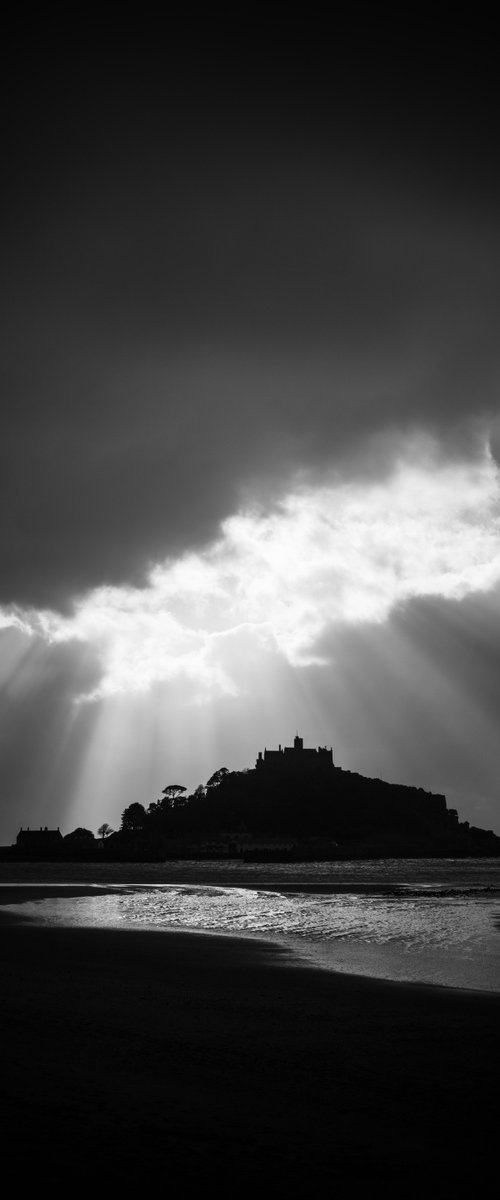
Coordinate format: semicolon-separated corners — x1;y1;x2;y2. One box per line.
3;438;498;705
2;135;500;611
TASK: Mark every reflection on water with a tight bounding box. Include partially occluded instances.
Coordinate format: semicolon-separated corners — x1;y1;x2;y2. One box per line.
1;856;500;888
2;858;500;994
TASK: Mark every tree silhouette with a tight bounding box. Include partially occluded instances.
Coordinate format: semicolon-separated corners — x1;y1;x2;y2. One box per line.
121;803;146;832
206;768;229;788
64;827;95;841
161;785;187;808
97;823;114;839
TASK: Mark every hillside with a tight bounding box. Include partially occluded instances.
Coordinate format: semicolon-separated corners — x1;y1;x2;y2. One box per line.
5;735;500;861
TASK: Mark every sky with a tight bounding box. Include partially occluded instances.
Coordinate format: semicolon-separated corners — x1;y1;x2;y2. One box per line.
2;29;500;840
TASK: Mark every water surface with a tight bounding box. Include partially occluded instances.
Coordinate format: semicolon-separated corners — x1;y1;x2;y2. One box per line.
2;858;499;993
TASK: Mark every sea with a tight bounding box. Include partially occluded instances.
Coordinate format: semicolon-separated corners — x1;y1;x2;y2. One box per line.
1;857;500;994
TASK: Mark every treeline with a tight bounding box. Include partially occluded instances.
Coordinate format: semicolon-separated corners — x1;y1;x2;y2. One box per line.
94;764;500;859
115;767;246;850
6;764;500;861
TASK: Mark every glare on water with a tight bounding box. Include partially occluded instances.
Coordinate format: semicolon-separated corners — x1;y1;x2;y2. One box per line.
2;858;499;994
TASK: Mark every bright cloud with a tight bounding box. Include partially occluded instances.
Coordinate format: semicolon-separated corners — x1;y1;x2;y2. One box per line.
3;442;500;702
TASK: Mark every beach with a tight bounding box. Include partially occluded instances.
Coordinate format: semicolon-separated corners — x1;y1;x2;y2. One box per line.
1;887;499;1191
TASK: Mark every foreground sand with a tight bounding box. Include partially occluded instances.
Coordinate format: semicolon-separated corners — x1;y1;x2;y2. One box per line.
1;893;499;1191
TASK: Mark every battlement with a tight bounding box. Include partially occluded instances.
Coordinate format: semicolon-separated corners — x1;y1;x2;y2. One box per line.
256;735;334;773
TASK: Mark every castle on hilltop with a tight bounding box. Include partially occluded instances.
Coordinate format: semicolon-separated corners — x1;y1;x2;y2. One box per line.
256;734;334;774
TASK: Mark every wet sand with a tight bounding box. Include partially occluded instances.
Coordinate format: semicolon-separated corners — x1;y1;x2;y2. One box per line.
1;892;499;1190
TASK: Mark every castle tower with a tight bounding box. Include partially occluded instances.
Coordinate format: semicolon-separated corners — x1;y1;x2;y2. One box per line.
294;734;303;751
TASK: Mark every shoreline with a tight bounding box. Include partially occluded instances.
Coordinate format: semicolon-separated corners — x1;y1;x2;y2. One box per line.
0;883;128;906
2;913;499;1187
1;881;499;999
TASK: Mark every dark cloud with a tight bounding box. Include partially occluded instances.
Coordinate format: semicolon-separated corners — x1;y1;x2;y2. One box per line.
2;36;500;610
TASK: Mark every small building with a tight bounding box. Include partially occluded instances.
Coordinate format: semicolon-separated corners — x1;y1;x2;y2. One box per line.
16;826;63;850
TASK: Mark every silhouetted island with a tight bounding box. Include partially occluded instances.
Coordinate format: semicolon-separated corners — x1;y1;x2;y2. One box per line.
3;734;500;861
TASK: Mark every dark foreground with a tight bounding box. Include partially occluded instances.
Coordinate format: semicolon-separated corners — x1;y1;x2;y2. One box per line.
1;903;499;1193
